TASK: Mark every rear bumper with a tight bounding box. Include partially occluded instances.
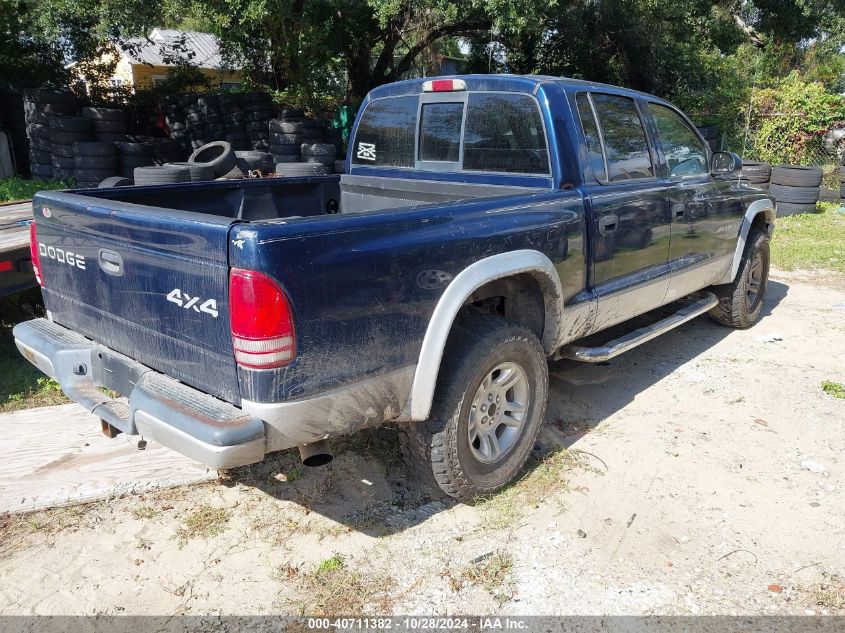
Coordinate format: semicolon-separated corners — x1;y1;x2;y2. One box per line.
13;318;265;469
13;318;416;469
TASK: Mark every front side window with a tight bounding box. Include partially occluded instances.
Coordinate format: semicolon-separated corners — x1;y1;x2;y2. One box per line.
463;93;549;174
418;102;463;162
590;93;654;182
352;95;418;167
648;103;708;177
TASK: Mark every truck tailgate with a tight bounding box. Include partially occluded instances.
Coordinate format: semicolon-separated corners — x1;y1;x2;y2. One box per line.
32;190;240;403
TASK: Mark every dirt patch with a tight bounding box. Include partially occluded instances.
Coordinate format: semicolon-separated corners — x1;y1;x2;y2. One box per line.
0;272;843;615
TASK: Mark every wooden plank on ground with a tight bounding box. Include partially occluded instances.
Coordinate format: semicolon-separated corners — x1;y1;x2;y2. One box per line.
0;404;216;514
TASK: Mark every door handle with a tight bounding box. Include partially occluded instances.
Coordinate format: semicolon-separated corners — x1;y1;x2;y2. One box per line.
98;249;124;276
598;214;619;236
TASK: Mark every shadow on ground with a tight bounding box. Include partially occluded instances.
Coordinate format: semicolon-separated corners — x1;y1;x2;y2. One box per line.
230;282;789;537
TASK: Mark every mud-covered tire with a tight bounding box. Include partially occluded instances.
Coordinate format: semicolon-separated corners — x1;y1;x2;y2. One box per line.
709;229;770;329
400;314;548;501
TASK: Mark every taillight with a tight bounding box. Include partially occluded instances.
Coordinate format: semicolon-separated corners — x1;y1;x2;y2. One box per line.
29;223;44;287
229;268;296;369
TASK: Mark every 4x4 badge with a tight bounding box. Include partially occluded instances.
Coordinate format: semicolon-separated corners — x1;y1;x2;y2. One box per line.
166;288;219;318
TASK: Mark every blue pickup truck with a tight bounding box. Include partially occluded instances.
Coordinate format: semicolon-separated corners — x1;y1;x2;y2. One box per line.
14;75;774;500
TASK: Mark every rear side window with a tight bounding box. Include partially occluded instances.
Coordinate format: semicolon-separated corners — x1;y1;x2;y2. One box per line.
575;93;606;180
352;96;418;167
590;94;654;182
463;93;549;174
419;102;463;162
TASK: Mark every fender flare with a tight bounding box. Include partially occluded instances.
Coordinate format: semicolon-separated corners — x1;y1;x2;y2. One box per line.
404;249;563;421
715;198;776;285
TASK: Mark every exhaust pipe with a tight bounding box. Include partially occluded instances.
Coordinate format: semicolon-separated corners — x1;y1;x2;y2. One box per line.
298;440;333;467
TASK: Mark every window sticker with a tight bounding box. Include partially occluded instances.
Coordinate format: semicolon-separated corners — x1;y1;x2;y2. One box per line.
356;142;376;161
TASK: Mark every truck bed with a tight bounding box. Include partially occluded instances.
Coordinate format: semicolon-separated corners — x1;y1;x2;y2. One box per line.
83;175;543;221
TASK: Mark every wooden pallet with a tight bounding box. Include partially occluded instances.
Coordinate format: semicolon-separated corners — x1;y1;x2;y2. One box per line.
0;200;32;258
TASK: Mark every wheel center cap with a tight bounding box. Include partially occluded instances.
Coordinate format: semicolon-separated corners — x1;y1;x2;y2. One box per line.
488;402;497;418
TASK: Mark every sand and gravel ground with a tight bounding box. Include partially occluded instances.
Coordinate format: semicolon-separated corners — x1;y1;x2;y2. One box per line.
1;269;843;616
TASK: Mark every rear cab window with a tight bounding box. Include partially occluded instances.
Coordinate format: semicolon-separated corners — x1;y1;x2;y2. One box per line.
352;90;550;176
352;95;417;167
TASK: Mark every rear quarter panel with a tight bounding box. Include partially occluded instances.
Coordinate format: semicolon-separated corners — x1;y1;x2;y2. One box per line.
231;190;586;403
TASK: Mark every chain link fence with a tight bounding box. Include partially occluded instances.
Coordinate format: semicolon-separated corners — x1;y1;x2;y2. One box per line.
703;115;845;201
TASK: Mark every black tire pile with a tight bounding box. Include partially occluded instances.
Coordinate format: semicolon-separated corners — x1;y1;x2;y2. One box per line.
697;125;721;152
268;108;342;174
0;87;29;177
741;161;771;189
241;92;274;151
163;92;275;153
73;142;117;188
48;114;94;181
81;106;127;142
24;88;79;180
115;141;155;179
769;165;823;216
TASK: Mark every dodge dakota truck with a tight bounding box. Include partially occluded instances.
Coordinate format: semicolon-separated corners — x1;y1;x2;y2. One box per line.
15;75;774;500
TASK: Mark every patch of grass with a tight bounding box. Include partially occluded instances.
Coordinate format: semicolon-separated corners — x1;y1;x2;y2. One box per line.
822;380;845;399
0;176;70;203
771;202;845;273
315;554;345;575
800;574;845;611
460;550;514;601
175;505;230;547
130;505;160;520
477;447;586;529
0;288;69;412
294;554;394;616
1;503;107;555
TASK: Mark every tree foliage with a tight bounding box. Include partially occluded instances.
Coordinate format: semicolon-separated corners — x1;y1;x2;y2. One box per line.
749;72;845;164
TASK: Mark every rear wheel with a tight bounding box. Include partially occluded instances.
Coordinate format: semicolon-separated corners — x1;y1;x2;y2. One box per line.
709;228;770;328
400;314;548;500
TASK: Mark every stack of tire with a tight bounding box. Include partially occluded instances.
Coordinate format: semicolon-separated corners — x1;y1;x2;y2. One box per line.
116;141;155;179
149;137;189;165
184;98;209;150
72;142;117;188
741;161;771;189
241;92;274;151
1;86;29;176
222;93;249;151
49;116;94;181
697;125;720;152
769;165;823;216
199;95;226;143
164;98;187;144
81;107;127;142
24;89;78;180
268;115;305;164
235;150;274;175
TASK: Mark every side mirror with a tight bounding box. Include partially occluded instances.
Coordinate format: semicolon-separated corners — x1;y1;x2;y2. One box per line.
711;151;741;175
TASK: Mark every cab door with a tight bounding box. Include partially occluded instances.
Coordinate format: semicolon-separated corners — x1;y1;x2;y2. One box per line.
574;92;672;331
644;102;745;302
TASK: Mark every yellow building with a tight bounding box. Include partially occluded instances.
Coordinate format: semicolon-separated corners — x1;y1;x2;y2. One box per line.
105;29;242;91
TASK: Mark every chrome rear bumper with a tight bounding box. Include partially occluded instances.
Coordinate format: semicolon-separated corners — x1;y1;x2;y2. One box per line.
13;318;265;469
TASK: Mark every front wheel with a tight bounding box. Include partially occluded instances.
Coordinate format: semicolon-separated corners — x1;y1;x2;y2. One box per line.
400;314;548;500
709;228;770;329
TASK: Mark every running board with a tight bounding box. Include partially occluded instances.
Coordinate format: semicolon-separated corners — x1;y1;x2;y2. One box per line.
558;292;719;363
